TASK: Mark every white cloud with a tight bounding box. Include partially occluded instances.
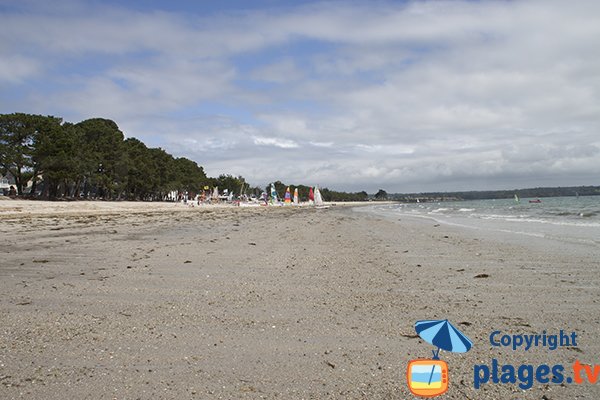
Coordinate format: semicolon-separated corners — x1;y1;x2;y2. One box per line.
1;0;600;192
253;136;299;149
0;55;40;83
250;58;304;83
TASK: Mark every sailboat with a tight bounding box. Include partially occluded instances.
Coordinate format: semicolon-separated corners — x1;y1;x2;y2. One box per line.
514;194;520;203
293;188;299;205
314;186;323;206
308;187;314;205
284;186;292;205
270;183;279;205
314;186;329;208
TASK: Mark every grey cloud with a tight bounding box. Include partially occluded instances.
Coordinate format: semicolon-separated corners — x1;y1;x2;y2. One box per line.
1;0;600;192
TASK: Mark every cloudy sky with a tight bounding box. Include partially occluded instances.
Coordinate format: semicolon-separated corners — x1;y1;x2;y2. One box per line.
1;0;599;193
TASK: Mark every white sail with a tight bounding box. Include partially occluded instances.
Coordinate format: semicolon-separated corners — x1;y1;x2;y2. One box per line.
314;186;324;206
270;183;278;204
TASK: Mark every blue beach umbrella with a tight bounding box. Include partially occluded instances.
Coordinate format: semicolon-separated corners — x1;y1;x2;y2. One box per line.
415;319;473;385
415;319;473;358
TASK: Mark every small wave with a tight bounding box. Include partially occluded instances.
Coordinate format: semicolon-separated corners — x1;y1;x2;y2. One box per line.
554;211;576;216
458;208;475;212
549;211;599;218
430;208;449;213
508;218;600;228
478;214;512;220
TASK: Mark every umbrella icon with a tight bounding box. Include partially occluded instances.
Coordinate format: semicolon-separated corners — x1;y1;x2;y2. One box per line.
415;319;473;386
415;319;473;358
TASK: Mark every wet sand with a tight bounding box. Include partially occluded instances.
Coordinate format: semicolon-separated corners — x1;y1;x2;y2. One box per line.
1;200;599;399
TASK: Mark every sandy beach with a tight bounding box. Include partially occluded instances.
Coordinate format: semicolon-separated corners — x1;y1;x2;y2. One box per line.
1;200;599;399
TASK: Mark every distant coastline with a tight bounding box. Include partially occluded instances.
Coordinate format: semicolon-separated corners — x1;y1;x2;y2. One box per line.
391;185;600;203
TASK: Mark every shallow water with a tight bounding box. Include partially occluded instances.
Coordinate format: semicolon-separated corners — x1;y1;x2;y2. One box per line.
363;196;600;248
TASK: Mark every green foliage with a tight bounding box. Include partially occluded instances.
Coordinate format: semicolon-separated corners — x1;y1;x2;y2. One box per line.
0;113;62;195
374;189;388;200
216;174;246;195
0;113;215;200
173;157;208;193
1;112;372;202
321;188;369;202
34;120;82;198
75;118;128;198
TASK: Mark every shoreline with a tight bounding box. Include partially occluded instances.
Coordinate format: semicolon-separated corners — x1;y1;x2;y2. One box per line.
0;199;392;218
1;202;598;399
356;201;600;256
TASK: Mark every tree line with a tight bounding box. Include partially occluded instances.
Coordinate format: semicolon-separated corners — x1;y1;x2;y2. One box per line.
0;113;253;200
1;112;371;202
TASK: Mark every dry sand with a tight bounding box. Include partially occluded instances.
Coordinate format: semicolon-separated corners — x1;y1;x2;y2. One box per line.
0;200;599;399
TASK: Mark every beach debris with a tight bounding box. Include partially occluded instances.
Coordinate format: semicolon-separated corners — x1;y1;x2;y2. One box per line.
184;260;192;264
325;361;336;369
474;273;489;278
16;300;32;305
400;332;420;339
567;346;583;353
459;321;472;326
248;242;256;246
456;268;465;272
239;385;257;393
32;259;49;263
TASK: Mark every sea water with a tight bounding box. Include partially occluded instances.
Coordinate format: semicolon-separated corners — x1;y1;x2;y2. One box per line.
363;196;600;249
